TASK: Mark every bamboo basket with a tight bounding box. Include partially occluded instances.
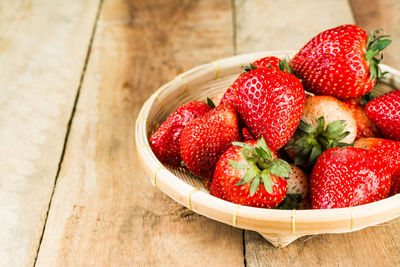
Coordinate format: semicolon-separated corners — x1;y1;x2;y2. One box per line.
135;50;400;247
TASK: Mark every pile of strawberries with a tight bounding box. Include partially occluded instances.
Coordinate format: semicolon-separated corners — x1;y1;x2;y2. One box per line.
149;25;400;210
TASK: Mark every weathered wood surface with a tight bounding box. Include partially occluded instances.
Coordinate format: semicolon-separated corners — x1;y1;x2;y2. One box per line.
235;0;355;53
236;1;400;266
0;1;100;266
2;0;400;266
245;223;400;267
36;0;244;266
350;0;400;69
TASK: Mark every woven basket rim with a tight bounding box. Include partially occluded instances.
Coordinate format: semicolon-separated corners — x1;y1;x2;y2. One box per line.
136;50;400;236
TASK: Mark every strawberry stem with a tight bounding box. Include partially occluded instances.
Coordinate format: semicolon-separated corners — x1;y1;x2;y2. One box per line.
365;29;391;81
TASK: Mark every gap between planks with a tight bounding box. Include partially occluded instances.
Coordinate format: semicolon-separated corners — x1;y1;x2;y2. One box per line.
231;0;238;55
32;1;105;266
231;1;246;264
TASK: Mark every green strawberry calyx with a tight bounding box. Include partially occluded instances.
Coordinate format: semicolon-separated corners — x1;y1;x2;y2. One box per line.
360;92;376;106
206;97;216;108
286;117;353;167
279;58;302;81
276;194;302;210
365;29;391;81
229;137;292;196
278;58;294;74
242;63;258;74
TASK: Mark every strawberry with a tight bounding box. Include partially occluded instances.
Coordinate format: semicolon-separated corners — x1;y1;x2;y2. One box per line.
179;103;240;179
286;96;357;167
210;138;290;208
149;101;211;167
209;96;255;142
277;164;309;209
221;56;283;105
286;165;308;199
241;127;255;141
292;25;391;99
354;138;400;196
210;91;225;107
365;90;400;141
310;147;391;209
220;79;239;105
343;95;380;139
252;56;282;70
232;67;305;151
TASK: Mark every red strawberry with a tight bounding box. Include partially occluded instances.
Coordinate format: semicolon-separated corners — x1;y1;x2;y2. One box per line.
209;96;255;142
210;138;290;208
365;90;400;141
180;103;240;179
285;95;356;167
221;56;282;105
241;127;255;141
220;79;239;105
149;101;211;167
354;138;400;196
310;147;391;209
252;56;281;70
292;25;391;99
232;67;305;151
343;96;380;139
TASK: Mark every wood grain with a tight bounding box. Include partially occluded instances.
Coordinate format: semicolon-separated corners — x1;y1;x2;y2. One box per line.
350;0;400;69
234;0;355;53
36;0;243;266
0;1;100;266
236;1;400;266
245;221;400;267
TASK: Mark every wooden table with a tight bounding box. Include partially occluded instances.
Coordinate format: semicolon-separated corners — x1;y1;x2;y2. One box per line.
1;0;400;266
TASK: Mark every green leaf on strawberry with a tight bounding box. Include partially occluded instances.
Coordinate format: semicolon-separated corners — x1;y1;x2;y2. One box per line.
229;137;291;195
228;160;250;170
261;170;273;193
287;116;353;167
276;194;302;210
206;97;216;108
365;29;391;81
242;63;258;74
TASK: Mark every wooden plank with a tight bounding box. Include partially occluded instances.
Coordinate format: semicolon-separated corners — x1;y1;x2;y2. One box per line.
36;0;244;266
235;0;355;53
235;0;400;266
245;223;400;266
0;1;100;266
350;0;400;69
